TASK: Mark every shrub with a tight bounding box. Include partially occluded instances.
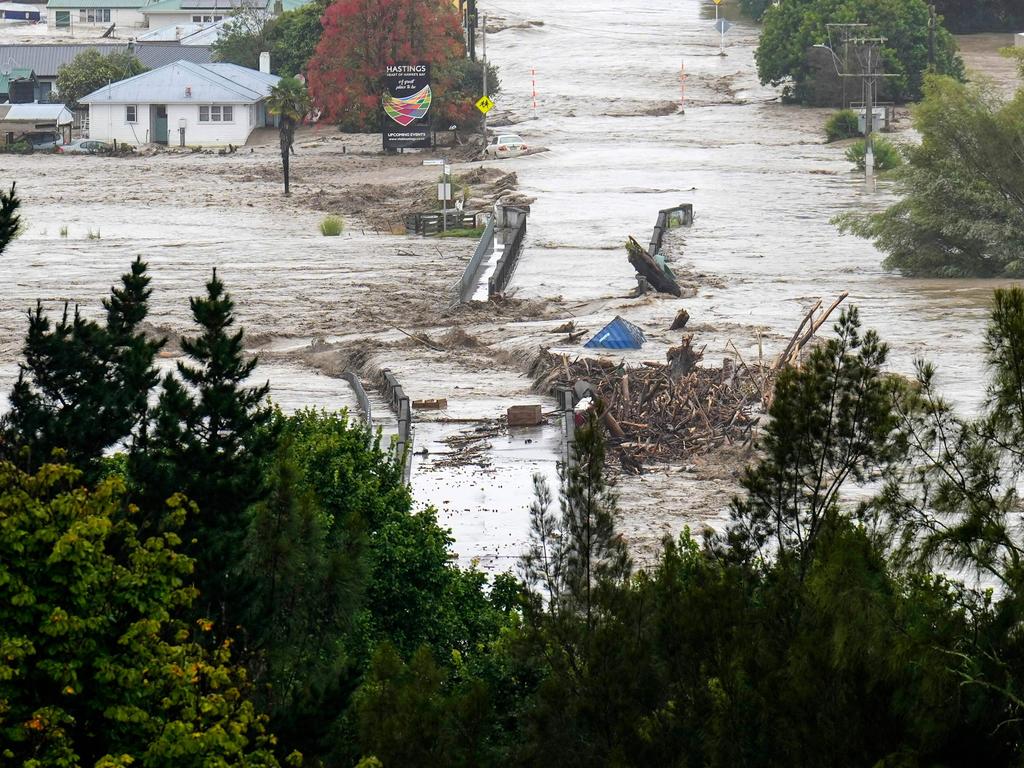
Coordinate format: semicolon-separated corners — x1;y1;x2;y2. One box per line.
825;109;860;142
59;224;69;237
320;215;344;236
845;137;903;172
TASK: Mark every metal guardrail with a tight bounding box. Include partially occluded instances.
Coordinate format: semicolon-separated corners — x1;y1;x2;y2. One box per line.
457;213;495;303
379;368;413;483
647;203;694;258
342;371;373;426
405;210;480;235
488;206;528;297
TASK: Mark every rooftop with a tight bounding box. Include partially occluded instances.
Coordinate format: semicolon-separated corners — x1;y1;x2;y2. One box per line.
0;102;73;123
141;0;309;14
80;59;279;104
0;41;212;76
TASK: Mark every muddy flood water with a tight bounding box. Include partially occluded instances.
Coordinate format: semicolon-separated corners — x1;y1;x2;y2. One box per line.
1;2;1018;570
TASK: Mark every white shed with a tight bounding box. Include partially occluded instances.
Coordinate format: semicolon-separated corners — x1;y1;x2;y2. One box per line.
80;60;280;147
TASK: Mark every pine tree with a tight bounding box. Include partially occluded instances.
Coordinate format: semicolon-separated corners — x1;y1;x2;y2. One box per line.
0;183;19;254
144;268;276;625
521;410;631;625
1;258;162;475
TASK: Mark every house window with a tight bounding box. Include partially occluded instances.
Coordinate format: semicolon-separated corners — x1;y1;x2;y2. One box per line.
79;8;111;22
199;105;234;123
126;105;137;123
191;14;221;21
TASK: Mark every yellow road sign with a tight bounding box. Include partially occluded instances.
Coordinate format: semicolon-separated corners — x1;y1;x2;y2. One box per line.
476;95;495;114
713;0;722;4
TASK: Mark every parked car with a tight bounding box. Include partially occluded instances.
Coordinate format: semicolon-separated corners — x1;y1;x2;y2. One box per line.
57;139;110;154
483;134;529;158
25;132;62;151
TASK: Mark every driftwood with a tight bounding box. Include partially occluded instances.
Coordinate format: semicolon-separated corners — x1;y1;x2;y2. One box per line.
667;334;705;378
533;346;770;472
626;236;682;297
774;292;849;370
670;308;690;331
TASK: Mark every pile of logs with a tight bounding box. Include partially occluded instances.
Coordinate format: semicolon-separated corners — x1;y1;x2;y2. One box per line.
532;344;769;472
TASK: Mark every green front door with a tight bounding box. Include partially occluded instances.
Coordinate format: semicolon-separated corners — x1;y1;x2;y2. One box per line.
154;105;168;144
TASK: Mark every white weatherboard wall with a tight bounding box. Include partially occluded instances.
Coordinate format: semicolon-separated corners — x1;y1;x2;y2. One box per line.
48;7;146;31
87;102;153;144
88;101;257;145
143;11;219;26
168;103;254;146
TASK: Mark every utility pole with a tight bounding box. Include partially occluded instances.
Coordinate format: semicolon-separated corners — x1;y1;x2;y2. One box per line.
467;0;477;61
482;13;488;143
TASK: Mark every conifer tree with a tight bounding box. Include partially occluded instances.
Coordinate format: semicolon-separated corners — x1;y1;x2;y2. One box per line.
0;183;19;254
144;268;275;625
1;257;162;475
522;411;631;625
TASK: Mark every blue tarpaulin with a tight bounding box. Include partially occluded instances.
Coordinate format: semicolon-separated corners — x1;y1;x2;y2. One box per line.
584;316;646;350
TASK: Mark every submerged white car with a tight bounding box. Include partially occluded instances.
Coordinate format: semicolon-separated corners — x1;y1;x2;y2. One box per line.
483;134;529;158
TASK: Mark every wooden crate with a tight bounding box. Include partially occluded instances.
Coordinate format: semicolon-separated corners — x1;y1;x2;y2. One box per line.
507;404;543;427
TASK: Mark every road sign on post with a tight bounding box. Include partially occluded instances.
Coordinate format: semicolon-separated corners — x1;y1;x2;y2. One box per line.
476;95;494;114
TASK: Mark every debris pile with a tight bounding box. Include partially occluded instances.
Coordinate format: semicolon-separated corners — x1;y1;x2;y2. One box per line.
532;344;771;472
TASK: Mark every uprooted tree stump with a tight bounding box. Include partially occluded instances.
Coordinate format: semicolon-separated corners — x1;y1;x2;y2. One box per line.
667;334;705;378
669;308;690;331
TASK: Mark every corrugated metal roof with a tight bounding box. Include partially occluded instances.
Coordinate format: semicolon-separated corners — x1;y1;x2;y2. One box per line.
0;43;122;77
584;316;647;350
135;18;225;43
0;42;211;77
135;41;213;67
80;59;279;104
0;103;73;123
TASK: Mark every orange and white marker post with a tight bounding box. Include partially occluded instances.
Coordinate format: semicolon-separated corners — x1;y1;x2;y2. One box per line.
680;59;687;113
531;67;537;117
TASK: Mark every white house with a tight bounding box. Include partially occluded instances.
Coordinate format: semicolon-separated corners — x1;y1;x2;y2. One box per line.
46;0;149;33
141;0;309;30
80;59;280;146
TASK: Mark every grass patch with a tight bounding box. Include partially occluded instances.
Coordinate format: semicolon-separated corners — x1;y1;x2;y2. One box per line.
825;109;860;142
319;215;344;236
59;225;69;238
845;137;902;172
431;227;485;238
87;229;101;240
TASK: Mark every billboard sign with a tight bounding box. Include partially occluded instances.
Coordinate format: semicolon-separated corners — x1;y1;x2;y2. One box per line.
382;63;432;150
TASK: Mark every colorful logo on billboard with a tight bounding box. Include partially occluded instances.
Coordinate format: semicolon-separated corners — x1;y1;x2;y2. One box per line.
382;85;432;127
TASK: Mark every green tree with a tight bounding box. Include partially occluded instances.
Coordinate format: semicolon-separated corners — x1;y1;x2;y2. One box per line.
55;50;147;107
839;75;1024;277
0;182;18;254
266;77;310;195
211;5;275;70
755;0;962;103
2;258;163;476
0;461;295;767
521;411;632;625
723;308;902;574
142;268;275;626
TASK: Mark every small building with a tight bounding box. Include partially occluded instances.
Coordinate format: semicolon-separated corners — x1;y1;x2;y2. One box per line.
141;0;308;29
46;0;148;32
0;102;74;144
0;68;38;104
0;42;214;102
80;59;280;146
0;2;43;21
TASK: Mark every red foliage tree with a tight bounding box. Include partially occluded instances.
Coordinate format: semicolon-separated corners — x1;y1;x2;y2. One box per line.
308;0;466;131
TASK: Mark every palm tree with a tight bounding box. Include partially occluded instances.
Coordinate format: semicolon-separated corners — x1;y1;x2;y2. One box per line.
266;76;310;195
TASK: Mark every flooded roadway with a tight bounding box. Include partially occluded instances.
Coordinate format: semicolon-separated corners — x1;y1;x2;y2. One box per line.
481;0;1008;413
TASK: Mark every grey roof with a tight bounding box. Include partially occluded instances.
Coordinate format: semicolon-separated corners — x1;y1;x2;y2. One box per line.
80;59;279;104
0;103;73;124
0;42;212;78
134;41;213;68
